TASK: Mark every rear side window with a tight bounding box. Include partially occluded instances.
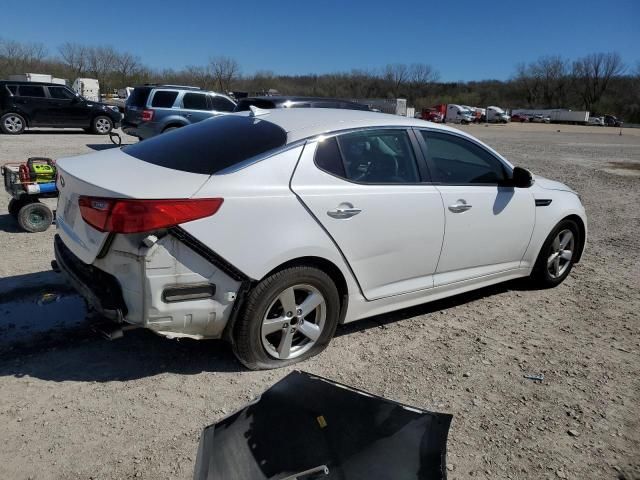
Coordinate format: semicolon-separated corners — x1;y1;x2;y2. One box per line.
6;85;18;95
183;93;208;110
17;85;45;97
127;87;152;107
151;90;178;108
209;96;235;112
315;137;346;178
123;115;288;175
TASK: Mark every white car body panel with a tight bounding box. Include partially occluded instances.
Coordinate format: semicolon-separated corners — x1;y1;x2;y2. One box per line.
433;185;536;285
291;140;445;300
53;109;587;342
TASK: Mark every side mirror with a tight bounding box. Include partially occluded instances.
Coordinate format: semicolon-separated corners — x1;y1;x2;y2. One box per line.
510;166;534;188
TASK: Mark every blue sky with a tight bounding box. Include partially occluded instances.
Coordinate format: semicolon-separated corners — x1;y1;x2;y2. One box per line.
2;0;638;81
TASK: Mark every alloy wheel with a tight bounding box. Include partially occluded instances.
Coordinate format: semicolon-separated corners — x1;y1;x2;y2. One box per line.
4;115;23;133
261;284;326;360
547;229;574;279
95;118;111;133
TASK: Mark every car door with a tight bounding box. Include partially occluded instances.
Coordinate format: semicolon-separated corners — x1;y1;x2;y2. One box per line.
417;129;535;286
291;128;445;300
46;86;89;126
14;85;49;125
181;92;214;124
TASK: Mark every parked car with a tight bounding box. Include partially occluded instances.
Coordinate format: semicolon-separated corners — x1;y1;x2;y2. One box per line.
588;116;605;126
531;114;551;124
510;113;530;123
0;81;121;135
234;96;370;112
54;109;587;369
122;84;236;140
603;115;623;127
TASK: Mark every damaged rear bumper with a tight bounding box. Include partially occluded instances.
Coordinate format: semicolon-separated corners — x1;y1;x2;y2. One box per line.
54;231;245;340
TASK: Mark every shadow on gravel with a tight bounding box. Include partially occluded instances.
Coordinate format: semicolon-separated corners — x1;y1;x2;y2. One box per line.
86;143;124;151
0;213;22;233
22;129;87;135
0;277;537;382
337;278;534;337
0;329;243;381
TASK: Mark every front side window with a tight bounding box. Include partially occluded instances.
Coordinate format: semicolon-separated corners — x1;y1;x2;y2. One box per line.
182;93;208;110
421;131;507;184
151;90;178;108
17;85;45;98
48;86;75;100
315;130;420;184
6;85;18;95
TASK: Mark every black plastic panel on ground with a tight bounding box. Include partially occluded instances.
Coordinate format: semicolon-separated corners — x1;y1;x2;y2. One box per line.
194;370;452;480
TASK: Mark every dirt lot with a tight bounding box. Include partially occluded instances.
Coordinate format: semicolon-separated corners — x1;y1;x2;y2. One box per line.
0;124;639;480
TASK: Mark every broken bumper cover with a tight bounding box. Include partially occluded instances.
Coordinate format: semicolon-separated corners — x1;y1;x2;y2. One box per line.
194;371;452;479
54;234;127;321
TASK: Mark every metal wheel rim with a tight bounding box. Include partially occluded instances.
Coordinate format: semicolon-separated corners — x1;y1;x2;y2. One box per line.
547;229;574;279
95;118;110;133
261;284;326;360
4;115;23;132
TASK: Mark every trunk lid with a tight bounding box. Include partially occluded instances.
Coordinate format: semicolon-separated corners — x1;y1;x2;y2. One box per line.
56;148;211;264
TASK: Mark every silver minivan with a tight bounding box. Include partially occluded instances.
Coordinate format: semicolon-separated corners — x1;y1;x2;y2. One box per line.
122;85;236;140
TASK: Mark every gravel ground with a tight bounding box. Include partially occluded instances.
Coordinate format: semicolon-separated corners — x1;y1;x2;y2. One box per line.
0;124;639;480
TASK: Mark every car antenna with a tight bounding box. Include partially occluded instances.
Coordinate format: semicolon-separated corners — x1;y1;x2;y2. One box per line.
249;105;270;117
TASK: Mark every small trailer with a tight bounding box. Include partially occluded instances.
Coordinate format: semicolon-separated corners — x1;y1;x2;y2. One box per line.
2;158;57;232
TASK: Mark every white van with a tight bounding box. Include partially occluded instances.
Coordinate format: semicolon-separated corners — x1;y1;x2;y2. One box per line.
72;78;100;102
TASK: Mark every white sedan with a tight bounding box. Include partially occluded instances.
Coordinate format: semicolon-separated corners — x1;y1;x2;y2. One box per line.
54;108;587;369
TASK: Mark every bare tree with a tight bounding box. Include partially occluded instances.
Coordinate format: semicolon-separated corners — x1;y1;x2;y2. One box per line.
572;52;625;110
209;56;240;93
533;55;569;107
0;39;47;74
114;51;142;85
383;63;410;97
58;42;89;77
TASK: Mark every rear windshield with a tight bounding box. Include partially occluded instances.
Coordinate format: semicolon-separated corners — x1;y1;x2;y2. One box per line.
123;115;288;175
234;98;276;112
127;87;152;107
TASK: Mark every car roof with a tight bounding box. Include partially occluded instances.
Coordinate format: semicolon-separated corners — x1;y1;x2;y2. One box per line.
234;108;472;143
240;96;363;105
0;81;64;86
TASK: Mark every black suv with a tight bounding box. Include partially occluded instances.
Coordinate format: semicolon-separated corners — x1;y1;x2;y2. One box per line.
0;81;121;135
234;96;371;112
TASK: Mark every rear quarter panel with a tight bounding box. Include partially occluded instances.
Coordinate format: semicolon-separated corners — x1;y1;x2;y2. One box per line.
183;145;359;293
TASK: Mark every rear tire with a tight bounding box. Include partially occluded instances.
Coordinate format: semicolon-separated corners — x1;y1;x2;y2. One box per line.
232;266;340;370
17;202;53;233
91;116;113;135
530;219;580;288
8;198;22;218
162;126;180;133
1;113;26;134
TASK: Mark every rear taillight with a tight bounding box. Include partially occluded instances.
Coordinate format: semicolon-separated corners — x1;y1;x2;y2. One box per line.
78;197;223;233
141;109;154;121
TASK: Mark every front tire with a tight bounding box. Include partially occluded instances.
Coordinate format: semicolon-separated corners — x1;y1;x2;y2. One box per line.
17;201;53;233
530;219;580;288
232;266;340;370
1;113;26;134
91;116;113;135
